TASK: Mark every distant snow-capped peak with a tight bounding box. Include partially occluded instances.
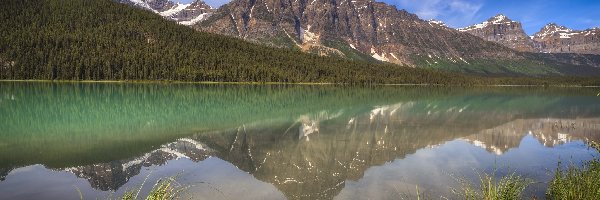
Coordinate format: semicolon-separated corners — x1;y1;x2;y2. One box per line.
533;23;575;39
458;14;516;32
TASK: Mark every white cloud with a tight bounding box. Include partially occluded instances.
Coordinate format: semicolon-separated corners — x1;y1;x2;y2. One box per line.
393;0;483;27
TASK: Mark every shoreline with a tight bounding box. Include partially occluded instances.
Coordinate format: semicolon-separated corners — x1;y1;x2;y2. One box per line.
1;79;599;87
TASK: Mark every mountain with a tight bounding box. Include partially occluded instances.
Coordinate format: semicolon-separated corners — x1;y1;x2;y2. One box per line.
195;0;518;66
458;15;600;55
117;0;213;25
1;0;487;84
533;23;600;55
458;14;538;52
2;0;600;82
191;0;600;75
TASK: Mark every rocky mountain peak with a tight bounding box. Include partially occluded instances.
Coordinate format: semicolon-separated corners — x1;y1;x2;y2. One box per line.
489;14;511;23
459;15;600;55
533;23;574;39
531;23;600;54
458;14;517;32
543;23;571;30
457;14;536;52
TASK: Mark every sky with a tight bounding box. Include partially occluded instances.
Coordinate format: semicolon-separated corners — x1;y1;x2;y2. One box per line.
178;0;600;35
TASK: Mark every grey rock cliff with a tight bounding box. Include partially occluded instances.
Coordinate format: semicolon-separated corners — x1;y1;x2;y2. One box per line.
196;0;518;66
458;14;538;52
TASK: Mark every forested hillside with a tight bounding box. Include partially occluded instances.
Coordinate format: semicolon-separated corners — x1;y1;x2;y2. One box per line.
0;0;475;84
0;0;599;85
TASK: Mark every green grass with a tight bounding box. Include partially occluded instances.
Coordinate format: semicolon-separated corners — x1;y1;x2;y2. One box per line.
120;177;187;200
450;142;600;200
546;141;600;200
452;170;533;200
411;54;562;76
260;31;301;50
118;153;600;200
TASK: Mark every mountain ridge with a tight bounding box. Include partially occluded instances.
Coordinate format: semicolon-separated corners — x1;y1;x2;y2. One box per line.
118;1;600;70
115;0;600;76
194;0;519;67
459;14;600;55
193;0;600;75
533;23;600;54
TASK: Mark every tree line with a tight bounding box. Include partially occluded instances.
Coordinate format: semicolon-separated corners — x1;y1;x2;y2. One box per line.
1;0;599;86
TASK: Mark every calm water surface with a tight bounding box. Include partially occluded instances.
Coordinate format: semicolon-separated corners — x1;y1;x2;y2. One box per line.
1;82;599;199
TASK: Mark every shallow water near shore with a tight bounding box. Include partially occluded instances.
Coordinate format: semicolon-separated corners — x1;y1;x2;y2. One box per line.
0;82;599;199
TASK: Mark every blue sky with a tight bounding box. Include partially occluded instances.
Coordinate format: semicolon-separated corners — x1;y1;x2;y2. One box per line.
178;0;600;35
385;0;600;35
178;0;229;8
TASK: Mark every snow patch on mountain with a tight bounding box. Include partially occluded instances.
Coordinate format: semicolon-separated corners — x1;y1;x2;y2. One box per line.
491;14;508;23
159;3;190;17
349;43;357;50
458;14;515;32
428;19;447;27
371;48;388;62
128;0;153;10
534;24;600;39
179;13;210;25
120;0;212;25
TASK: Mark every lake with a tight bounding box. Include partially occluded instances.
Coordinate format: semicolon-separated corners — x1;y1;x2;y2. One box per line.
0;82;599;199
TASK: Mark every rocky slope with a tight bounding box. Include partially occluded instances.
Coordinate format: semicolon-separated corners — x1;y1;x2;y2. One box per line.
533;23;600;55
194;0;520;67
458;14;538;52
117;0;213;25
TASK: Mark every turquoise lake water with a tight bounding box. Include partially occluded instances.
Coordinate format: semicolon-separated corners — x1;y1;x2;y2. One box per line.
0;82;599;199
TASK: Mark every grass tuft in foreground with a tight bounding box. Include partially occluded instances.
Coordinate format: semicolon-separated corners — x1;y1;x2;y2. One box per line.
452;170;533;200
120;177;186;200
546;141;600;200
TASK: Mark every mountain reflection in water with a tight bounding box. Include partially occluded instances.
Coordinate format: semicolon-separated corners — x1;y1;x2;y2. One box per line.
0;83;599;200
